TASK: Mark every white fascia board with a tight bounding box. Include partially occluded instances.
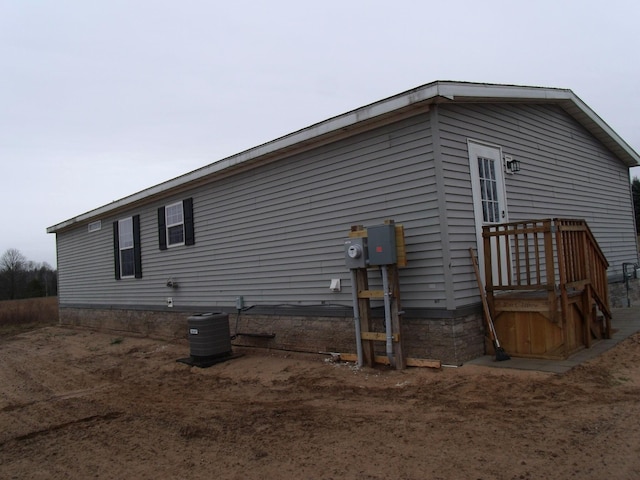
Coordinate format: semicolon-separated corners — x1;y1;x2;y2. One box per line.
437;81;574;102
441;82;640;166
47;84;442;234
46;81;640;233
563;92;640;167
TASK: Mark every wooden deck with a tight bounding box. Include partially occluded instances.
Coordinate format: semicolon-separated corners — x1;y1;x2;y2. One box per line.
483;219;611;360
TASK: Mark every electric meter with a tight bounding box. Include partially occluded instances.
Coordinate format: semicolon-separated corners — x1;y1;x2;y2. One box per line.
344;238;367;269
347;244;362;259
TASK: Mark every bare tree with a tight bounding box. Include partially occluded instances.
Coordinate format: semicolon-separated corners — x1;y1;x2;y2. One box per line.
39;262;58;297
0;248;27;300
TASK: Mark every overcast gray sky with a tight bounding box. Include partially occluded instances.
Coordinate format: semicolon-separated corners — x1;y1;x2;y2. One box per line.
2;0;639;268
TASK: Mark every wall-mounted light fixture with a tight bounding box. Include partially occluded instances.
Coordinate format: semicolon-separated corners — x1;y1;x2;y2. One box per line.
504;155;521;174
166;277;179;289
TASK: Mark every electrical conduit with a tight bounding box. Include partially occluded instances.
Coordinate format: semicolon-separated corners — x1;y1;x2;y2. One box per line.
350;269;364;367
381;265;395;368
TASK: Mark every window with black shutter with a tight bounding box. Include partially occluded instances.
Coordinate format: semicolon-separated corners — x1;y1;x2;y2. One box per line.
113;215;142;279
158;198;194;250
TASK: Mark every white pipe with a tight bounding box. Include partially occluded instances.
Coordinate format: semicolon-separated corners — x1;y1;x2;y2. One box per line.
381;265;395;368
350;269;364;367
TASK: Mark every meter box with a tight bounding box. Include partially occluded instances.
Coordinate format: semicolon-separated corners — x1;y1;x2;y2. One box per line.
344;237;367;269
367;224;397;266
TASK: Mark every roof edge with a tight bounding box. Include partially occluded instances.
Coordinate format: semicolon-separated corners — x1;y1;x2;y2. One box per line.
47;80;640;233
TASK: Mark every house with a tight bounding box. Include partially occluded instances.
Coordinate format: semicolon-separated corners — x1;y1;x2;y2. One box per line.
47;81;640;365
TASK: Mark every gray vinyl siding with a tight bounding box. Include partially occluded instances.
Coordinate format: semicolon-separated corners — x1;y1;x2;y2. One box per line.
56;101;637;316
57;113;446;311
437;103;638;309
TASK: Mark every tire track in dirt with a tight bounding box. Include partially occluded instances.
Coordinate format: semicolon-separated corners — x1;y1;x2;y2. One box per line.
2;411;124;446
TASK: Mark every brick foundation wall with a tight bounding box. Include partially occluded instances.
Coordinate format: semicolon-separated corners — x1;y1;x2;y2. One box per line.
59;307;485;365
609;277;640;308
57;278;640;366
401;314;486;363
58;307;188;340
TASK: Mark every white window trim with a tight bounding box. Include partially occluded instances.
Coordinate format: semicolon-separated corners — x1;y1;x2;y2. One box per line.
165;201;185;248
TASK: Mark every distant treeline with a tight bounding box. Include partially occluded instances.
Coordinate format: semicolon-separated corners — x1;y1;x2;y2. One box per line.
0;248;57;300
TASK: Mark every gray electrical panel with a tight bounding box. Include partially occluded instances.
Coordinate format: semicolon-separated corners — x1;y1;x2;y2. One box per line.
344;237;367;269
367;224;397;266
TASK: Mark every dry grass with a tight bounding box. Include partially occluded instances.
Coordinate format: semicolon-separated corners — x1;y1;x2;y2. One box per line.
0;297;58;335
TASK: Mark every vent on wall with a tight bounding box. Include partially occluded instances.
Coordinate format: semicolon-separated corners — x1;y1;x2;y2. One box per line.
88;220;102;233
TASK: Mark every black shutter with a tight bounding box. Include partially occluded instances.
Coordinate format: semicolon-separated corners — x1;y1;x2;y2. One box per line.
113;221;121;280
133;215;142;278
158;206;167;250
184;197;195;246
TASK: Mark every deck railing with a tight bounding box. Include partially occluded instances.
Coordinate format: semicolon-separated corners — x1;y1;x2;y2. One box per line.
482;218;611;341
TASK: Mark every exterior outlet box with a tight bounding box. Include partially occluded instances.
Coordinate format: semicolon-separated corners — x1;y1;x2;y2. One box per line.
367;224;397;266
344;237;367;269
235;296;244;310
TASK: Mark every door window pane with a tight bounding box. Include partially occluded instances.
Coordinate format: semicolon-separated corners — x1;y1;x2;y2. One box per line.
478;157;500;223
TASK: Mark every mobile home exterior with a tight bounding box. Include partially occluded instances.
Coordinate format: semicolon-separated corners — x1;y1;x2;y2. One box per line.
47;81;640;364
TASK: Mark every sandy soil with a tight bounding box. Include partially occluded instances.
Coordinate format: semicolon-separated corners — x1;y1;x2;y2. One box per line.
1;326;639;480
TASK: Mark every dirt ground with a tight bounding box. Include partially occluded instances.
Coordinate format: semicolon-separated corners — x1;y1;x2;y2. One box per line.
1;326;639;480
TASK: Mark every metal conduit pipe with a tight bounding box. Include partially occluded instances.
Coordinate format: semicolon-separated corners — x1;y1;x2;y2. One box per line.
350;269;364;367
622;262;639;307
381;265;395;368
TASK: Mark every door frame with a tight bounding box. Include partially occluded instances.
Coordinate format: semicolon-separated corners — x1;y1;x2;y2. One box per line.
467;139;510;285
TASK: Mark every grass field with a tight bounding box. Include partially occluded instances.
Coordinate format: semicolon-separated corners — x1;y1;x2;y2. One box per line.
0;297;58;335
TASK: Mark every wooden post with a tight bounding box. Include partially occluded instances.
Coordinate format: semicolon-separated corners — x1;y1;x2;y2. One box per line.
582;230;593;348
583;285;594;347
355;268;375;367
388;264;405;370
549;220;564;327
482;227;495;316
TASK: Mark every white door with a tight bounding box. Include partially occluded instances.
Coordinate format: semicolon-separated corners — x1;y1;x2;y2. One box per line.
468;140;509;286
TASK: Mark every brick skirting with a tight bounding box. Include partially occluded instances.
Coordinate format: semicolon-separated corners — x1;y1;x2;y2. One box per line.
58;307;485;365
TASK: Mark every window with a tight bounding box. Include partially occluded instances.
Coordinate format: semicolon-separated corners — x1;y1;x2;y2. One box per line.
166;202;185;246
478;156;500;223
119;218;135;277
88;220;102;233
113;215;142;279
158;198;194;250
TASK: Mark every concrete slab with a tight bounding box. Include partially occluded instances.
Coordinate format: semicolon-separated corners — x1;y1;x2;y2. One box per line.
464;307;640;374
